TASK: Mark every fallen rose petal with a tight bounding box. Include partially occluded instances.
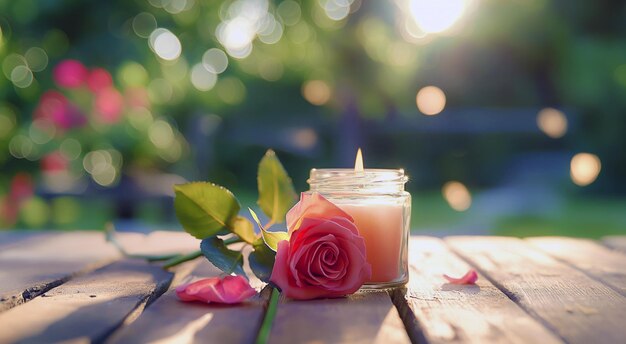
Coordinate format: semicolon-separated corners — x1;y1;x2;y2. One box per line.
443;269;478;285
175;275;256;304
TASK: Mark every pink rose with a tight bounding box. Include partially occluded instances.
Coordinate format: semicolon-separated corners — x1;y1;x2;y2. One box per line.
270;193;372;300
286;192;353;234
176;276;256;304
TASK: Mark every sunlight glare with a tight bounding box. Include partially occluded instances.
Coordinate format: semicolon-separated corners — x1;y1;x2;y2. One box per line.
409;0;467;34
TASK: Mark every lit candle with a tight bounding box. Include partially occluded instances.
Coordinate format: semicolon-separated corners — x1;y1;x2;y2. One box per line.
306;149;411;288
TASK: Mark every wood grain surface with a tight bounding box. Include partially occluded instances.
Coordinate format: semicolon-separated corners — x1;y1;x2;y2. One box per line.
268;291;410;344
109;259;269;344
0;259;173;343
393;237;562;344
446;236;626;344
527;236;626;296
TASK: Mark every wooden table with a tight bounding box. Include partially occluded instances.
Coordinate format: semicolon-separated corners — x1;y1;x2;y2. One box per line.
1;231;625;344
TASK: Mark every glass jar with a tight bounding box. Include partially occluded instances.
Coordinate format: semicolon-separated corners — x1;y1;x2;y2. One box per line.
306;168;411;289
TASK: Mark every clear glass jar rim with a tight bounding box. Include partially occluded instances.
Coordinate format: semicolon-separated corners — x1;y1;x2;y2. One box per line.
308;168;408;186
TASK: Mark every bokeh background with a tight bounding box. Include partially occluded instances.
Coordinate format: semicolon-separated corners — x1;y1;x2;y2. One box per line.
1;0;624;237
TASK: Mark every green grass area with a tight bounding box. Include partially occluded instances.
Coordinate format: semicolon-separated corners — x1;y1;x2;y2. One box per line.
493;198;626;238
410;191;626;238
5;189;625;239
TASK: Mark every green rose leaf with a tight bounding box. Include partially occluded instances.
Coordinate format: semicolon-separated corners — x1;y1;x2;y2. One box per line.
200;237;246;277
257;149;297;225
231;216;257;244
174;182;240;239
249;238;276;283
249;208;289;252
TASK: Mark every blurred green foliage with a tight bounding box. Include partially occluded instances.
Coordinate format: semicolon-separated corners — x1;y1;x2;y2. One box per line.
0;0;624;234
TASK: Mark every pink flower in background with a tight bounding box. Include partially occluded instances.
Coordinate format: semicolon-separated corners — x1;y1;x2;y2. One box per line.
443;269;478;285
94;87;124;123
270;193;371;300
1;173;34;226
9;173;34;202
176;276;257;304
53;59;88;88
41;151;69;172
86;68;113;93
35;91;86;129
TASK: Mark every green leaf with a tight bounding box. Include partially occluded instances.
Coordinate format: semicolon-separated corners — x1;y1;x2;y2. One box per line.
174;182;240;239
249;239;276;283
231;216;258;244
257;149;297;225
200;237;246;276
249;208;289;252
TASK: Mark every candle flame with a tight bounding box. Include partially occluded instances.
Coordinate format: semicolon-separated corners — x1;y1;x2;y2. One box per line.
354;148;364;172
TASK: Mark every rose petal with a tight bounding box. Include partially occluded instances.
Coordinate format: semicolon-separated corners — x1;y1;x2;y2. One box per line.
286;193;353;234
176;275;256;304
443;269;478;285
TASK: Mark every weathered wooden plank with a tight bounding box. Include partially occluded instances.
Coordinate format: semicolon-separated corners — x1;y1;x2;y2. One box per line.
527;237;626;296
446;236;626;344
392;237;562;344
0;230;55;250
602;235;626;254
268;291;410;344
108;259;269;344
0;231;199;312
0;231;122;311
0;259;173;343
116;230;200;256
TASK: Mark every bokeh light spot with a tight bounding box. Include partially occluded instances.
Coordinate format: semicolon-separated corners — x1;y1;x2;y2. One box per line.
149;120;176;149
52;197;80;226
442;181;471;211
202;48;229;74
278;1;302;26
118;61;149;87
24;47;48;72
291;128;318;149
416;86;446;115
133;12;157;38
302;80;331;106
29;118;56;144
60;138;82;160
10;65;33;88
20;197;49;228
150;28;182;61
570;153;601;186
0;105;17;139
190;63;217;91
217;77;246;105
537;107;567;138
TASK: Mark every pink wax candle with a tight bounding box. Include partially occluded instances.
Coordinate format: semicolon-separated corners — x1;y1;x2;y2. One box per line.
306;149;411;289
339;203;405;283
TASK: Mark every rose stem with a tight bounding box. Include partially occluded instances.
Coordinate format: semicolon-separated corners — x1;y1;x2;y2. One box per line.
256;288;280;344
162;250;202;269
